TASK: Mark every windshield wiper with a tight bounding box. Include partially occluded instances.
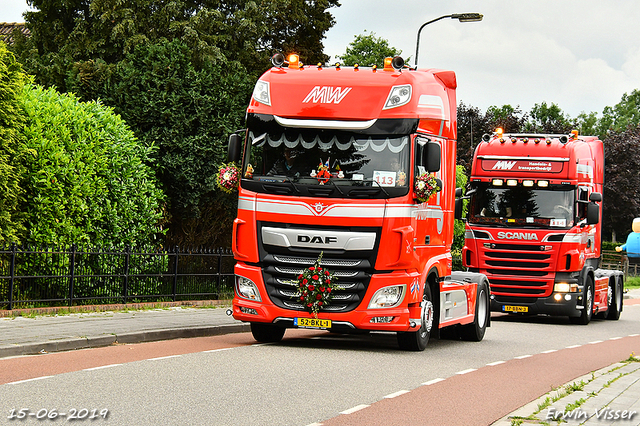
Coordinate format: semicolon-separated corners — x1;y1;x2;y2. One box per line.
355;178;391;197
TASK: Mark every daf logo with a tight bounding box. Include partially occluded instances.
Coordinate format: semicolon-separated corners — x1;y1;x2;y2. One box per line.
297;235;339;244
497;231;538;241
303;86;352;104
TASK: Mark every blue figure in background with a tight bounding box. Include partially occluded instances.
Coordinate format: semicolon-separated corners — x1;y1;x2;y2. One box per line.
616;218;640;258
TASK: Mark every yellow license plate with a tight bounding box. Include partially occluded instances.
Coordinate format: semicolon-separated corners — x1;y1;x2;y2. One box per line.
503;305;528;313
295;318;331;329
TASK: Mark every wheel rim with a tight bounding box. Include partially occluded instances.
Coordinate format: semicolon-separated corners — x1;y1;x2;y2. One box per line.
608;282;613;307
477;289;488;328
421;299;434;336
586;285;593;315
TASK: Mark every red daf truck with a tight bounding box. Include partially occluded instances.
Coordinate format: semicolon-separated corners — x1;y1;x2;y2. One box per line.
226;53;490;350
462;128;624;324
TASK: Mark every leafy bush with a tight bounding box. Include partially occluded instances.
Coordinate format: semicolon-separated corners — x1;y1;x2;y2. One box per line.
18;84;165;248
0;42;26;244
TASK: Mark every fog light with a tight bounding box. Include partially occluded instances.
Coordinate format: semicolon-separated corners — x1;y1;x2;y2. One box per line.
564;294;571;301
554;293;562;301
368;285;406;309
236;276;262;302
240;306;258;315
370;316;395;323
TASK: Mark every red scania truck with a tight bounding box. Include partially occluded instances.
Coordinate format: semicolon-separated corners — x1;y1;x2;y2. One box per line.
462;128;624;324
226;53;490;350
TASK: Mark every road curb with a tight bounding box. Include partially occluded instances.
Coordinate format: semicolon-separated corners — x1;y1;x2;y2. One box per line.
0;323;252;358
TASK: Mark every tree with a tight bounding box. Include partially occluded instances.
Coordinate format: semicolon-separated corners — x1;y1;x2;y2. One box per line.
69;39;254;246
0;42;27;244
601;125;640;242
14;0;340;89
337;31;402;67
597;89;640;138
524;102;574;134
485;104;528;133
18;84;165;247
457;102;490;172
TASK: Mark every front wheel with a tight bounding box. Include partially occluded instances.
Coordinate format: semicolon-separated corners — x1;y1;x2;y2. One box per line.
250;323;286;343
397;285;434;351
606;276;623;320
459;280;490;341
570;276;594;325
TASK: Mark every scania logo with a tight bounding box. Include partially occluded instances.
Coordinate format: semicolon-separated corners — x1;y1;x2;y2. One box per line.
497;231;538;241
303;86;352;104
297;235;338;244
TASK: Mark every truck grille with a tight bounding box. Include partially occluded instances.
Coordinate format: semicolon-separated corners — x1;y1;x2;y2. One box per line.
481;243;556;297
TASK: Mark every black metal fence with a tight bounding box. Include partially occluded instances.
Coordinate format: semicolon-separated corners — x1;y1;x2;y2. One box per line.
0;244;236;310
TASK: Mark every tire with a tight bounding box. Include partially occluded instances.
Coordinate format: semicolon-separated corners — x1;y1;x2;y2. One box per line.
250;322;286;343
606;276;623;320
460;280;490;342
570;275;594;325
397;285;434;351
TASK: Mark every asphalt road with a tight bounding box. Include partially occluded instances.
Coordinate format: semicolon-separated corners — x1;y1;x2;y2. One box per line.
1;303;639;426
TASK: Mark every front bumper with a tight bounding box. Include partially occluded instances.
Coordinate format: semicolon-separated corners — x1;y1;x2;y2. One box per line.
232;263;422;333
491;291;584;317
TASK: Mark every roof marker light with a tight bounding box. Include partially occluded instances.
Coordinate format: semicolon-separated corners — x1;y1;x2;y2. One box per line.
534;138;541;144
546;139;552;145
507;179;518;186
523;180;534;187
511;137;517;143
538;180;549;187
492;179;504;186
288;54;300;69
522;138;529;143
500;138;505;143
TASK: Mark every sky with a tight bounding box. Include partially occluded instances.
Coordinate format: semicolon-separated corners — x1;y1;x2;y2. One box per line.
2;0;639;118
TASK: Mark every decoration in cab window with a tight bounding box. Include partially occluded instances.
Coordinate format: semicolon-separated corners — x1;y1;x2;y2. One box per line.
216;163;240;193
315;159;332;185
414;173;440;203
244;164;254;178
296;252;337;317
397;171;406;186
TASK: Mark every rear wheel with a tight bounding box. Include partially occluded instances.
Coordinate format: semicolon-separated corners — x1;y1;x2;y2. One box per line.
570;275;594;325
606;276;623;320
397;285;434;351
250;323;286;343
460;280;490;341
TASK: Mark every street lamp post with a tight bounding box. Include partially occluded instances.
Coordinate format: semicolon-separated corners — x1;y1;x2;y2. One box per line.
414;13;483;68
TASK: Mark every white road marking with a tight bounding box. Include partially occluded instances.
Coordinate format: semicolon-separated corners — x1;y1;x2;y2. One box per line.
83;364;122;371
384;390;410;399
340;404;370;415
456;368;477;375
486;361;505;366
7;376;53;385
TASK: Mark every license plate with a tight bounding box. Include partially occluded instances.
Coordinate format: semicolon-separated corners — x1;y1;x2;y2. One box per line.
502;305;528;313
294;318;331;329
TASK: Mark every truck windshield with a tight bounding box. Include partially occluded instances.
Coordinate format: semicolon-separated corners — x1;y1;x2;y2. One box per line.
468;183;575;228
240;120;411;199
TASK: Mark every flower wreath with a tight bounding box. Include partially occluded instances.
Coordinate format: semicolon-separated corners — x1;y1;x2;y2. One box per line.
296;252;337;316
216;163;240;193
414;173;440;203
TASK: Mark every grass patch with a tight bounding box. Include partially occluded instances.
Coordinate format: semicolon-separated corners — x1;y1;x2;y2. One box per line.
625;276;640;289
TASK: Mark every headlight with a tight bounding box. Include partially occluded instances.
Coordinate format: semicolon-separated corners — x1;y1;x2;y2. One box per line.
252;80;271;106
236;276;262;301
368;285;406;309
383;85;412;110
554;283;578;293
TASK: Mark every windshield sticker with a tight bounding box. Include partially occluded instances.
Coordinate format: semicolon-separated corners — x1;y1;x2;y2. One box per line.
373;171;396;187
551;219;566;227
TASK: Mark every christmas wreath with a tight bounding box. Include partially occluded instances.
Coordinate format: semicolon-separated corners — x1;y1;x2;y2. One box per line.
296;252;337;316
414;173;440;203
216;163;240;193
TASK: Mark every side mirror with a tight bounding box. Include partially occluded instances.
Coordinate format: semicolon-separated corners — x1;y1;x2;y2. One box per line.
589;192;602;202
228;134;242;163
586;202;599;225
425;141;441;172
455;198;464;220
